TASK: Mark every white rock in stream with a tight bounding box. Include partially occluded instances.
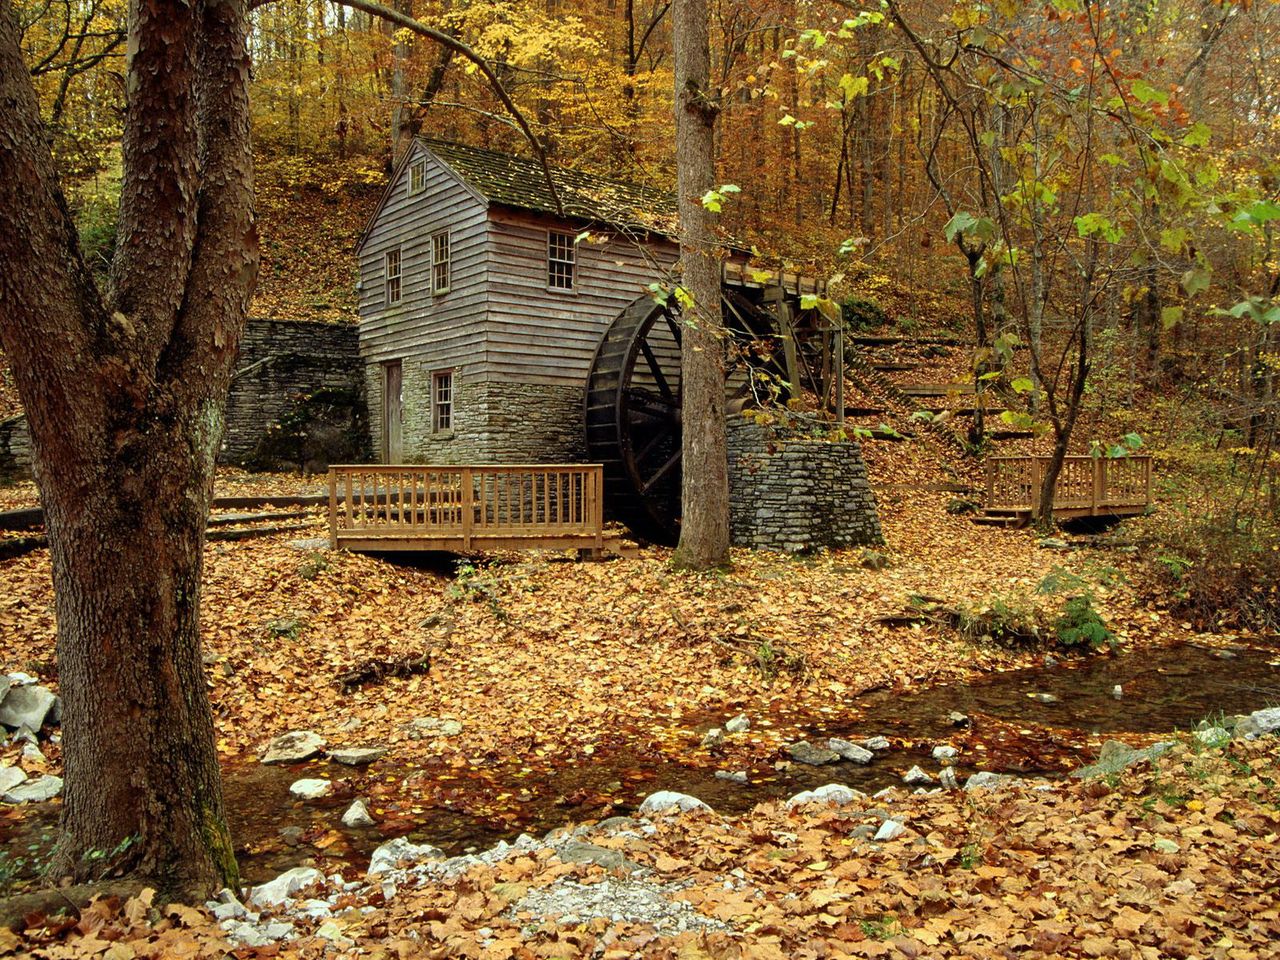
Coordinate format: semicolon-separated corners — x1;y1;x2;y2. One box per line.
724;714;751;734
637;791;713;816
784;783;865;808
288;778;332;800
249;867;325;908
342;800;375;828
902;766;933;786
828;738;874;764
860;736;891;752
0;765;25;795
932;745;959;760
261;730;326;764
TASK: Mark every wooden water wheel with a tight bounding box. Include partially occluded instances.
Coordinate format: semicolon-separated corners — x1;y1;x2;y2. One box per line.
584;290;784;544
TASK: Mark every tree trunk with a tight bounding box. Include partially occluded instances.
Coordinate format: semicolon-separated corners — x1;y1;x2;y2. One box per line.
0;0;255;898
671;0;729;570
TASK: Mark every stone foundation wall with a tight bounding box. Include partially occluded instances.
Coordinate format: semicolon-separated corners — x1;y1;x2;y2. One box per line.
727;417;883;553
222;319;365;468
366;365;586;465
0;415;31;483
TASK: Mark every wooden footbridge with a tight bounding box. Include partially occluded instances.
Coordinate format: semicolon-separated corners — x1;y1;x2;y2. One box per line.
978;455;1153;527
327;464;621;555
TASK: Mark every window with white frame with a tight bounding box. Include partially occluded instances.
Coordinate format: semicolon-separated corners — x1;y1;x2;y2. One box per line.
433;370;453;432
408;158;427;194
384;247;402;305
547;231;576;290
431;230;451;294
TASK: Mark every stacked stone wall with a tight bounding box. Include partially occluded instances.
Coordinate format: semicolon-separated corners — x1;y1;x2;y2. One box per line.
727;417;883;552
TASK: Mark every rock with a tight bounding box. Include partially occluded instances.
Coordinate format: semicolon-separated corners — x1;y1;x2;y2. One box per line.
261;730;326;764
724;714;750;734
287;537;331;552
1112;685;1123;699
784;783;864;808
1152;838;1180;854
964;771;1012;791
700;728;724;749
859;736;891;752
5;672;38;686
637;791;713;816
1072;740;1175;779
288;778;332;800
21;743;44;765
2;774;61;803
207;890;248;921
828;738;874;764
0;676;9;705
279;826;304;846
11;726;36;746
874;819;905;842
367;837;446;878
249;867;326;907
938;767;960;790
902;766;933;786
932;745;959;760
341;800;375;828
1235;707;1280;740
786;741;840;766
329;746;387;766
1029;692;1059;704
1195;726;1230;746
948;712;970;728
405;717;462;739
714;770;748;783
556;841;639;873
0;765;25;794
0;684;57;731
1038;536;1070;550
511;877;728;936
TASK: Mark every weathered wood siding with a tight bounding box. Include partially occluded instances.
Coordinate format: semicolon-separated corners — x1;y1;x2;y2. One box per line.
484;208;680;385
358;144;490;460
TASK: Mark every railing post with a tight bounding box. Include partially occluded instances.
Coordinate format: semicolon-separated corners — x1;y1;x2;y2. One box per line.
593;466;604;551
1092;458;1104;515
328;467;338;549
986;459;995;508
461;467;473;550
1032;457;1045;518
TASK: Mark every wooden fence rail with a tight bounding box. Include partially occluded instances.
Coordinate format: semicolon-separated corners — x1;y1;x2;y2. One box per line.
985;455;1153;518
328;464;607;554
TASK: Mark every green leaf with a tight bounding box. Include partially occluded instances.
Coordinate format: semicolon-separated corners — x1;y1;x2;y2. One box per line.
943;211;978;243
1010;377;1035;394
800;294;819;310
978;370;1002;381
1074;213;1123;242
1131;79;1169;106
1159;227;1188;253
700;190;722;213
1181;122;1211;147
1181;268;1211;297
839;73;869;99
1161;306;1183;329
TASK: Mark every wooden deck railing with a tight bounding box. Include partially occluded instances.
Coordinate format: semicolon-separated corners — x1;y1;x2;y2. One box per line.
986;455;1153;517
328;464;605;552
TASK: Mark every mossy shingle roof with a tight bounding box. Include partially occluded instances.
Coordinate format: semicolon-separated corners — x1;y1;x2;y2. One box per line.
421;138;678;235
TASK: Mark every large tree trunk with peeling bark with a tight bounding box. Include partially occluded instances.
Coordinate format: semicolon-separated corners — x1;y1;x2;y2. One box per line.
0;0;256;897
670;0;729;570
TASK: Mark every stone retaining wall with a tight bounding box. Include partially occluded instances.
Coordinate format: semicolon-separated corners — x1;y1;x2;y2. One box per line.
0;415;31;484
727;417;883;553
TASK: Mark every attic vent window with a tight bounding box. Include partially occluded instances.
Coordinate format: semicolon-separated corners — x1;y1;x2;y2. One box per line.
409;158;426;194
547;231;576;291
432;230;451;294
384;248;402;305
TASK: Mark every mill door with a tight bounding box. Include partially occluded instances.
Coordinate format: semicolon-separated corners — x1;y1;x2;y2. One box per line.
383;360;403;463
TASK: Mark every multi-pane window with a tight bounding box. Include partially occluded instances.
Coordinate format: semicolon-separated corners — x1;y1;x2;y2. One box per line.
433;371;453;432
408;158;426;194
547;231;576;290
431;230;451;294
384;248;402;305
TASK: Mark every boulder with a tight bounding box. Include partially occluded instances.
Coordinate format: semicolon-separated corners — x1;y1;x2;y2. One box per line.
288;778;332;800
948;712;970;727
249;867;325;908
874;819;905;842
1194;727;1230;747
859;736;891;752
637;791;713;816
261;730;326;764
0;765;26;794
329;746;387;766
367;837;446;878
784;783;864;808
556;841;640;874
2;774;62;804
405;717;462;739
341;800;375;828
0;676;9;705
0;684;57;731
939;767;960;790
1235;707;1280;740
1071;740;1174;779
724;714;750;734
700;728;724;749
932;745;959;760
828;738;874;764
786;741;840;766
964;771;1013;791
713;770;748;784
902;766;933;786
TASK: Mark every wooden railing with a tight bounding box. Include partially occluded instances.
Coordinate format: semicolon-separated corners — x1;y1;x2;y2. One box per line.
986;455;1153;517
328;464;605;552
